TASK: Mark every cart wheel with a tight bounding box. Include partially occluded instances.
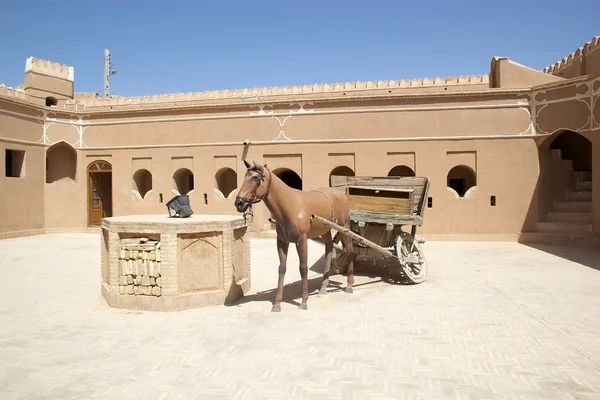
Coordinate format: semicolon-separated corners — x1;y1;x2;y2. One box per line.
394;232;427;284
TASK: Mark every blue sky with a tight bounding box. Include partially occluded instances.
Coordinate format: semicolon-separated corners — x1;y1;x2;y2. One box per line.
1;0;599;97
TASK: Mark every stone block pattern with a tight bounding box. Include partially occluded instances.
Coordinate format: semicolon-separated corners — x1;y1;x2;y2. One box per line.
117;237;162;297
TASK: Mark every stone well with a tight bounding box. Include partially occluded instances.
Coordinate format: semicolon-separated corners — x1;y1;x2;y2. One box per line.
100;214;251;312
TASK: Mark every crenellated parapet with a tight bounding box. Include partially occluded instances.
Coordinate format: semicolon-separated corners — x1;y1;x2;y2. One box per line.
542;36;600;75
76;74;489;109
0;84;29;101
25;57;74;81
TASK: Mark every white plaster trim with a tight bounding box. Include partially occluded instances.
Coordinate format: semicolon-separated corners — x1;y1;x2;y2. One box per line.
25;57;32;73
41;102;529;127
532;83;591;106
271;115;292;141
132;189;153;200
132;189;143;200
68;67;75;82
213;188;226;200
0;132;552;150
446;187;460;199
464;186;478;199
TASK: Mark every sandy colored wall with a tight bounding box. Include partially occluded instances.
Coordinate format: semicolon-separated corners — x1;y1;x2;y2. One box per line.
55;135;538;240
44;146;88;230
0;102;42;142
0;142;46;234
491;58;563;89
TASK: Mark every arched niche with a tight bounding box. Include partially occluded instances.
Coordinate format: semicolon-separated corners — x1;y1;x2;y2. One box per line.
273;168;302;190
46;141;77;183
329;166;355;187
214;167;237;198
173;168;194;195
388;165;415;177
447;165;477;198
132;169;153;199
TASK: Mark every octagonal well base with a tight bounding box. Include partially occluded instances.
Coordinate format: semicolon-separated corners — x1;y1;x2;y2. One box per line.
100;214;251;312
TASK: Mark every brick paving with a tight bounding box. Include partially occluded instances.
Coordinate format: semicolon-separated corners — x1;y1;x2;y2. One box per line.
1;233;600;399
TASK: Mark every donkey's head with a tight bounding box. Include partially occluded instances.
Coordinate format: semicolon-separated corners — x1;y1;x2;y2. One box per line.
234;160;270;213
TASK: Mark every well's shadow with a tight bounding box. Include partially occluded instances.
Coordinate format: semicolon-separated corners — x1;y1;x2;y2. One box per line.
230;250;413;308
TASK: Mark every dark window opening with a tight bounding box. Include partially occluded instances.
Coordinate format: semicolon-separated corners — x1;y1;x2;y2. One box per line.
5;149;25;178
447;165;476;197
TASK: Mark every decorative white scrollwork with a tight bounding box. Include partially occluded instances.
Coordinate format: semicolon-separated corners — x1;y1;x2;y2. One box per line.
271;115;292;141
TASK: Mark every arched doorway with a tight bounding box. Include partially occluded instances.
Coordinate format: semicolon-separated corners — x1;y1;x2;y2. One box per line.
549;130;592;172
87;160;113;225
539;129;592;219
329;166;355;187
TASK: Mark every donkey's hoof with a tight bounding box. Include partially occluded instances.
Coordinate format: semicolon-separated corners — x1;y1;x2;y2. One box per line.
319;288;328;296
345;287;354;294
298;303;308;311
271;305;281;313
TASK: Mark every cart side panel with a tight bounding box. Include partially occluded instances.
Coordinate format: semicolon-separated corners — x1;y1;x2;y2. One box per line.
334;176;428;215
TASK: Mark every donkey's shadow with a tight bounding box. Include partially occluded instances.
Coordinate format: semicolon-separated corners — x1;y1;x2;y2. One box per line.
229;249;408;308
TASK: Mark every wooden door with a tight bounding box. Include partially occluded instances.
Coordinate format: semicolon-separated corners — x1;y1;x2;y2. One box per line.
87;160;112;226
89;173;103;225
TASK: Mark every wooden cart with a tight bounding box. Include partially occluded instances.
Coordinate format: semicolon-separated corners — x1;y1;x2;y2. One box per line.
311;175;430;284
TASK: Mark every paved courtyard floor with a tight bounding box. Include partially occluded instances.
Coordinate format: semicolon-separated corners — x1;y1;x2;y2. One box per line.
1;233;600;400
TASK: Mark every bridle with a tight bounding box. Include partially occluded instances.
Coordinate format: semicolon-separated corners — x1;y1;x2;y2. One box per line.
238;165;272;219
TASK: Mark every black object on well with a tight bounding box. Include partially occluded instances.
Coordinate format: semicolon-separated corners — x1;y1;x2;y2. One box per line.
166;195;194;218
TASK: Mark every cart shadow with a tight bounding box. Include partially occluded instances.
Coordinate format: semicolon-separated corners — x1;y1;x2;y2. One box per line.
229;252;412;309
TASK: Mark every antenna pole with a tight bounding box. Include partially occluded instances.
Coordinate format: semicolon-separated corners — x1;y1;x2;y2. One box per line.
103;49;117;97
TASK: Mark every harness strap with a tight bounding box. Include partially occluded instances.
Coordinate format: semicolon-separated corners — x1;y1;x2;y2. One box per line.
315;190;337;224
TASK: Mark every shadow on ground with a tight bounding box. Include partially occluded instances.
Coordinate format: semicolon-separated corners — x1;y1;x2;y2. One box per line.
230;251;415;309
520;243;600;271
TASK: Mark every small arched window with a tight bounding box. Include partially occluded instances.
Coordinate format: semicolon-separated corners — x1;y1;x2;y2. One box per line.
447;165;477;197
45;97;57;107
133;169;153;198
329;166;355;187
388;165;415;177
215;167;237;198
173;168;194;195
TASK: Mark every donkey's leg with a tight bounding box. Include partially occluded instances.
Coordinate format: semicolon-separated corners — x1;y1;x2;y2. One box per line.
296;234;309;310
342;229;356;294
319;231;333;296
272;237;289;313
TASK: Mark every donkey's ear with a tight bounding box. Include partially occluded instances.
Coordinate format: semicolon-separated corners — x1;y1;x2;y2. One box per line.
243;159;251;169
252;161;264;173
263;164;268;169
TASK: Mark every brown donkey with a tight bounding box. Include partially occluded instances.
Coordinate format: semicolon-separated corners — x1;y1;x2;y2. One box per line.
234;160;355;312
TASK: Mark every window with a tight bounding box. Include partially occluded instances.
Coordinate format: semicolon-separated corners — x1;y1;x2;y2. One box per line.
5;149;25;178
173;168;194;195
133;169;153;198
45;97;57;107
447;165;476;197
215;167;237;198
